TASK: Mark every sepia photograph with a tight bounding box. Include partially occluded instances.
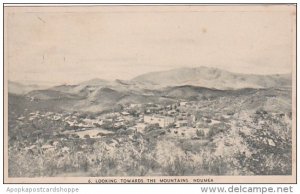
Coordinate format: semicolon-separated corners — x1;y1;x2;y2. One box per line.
3;4;296;183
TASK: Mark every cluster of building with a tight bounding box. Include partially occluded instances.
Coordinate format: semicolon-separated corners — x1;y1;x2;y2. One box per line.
17;99;243;145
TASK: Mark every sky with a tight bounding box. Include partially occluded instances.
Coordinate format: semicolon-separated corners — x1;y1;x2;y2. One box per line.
5;5;296;86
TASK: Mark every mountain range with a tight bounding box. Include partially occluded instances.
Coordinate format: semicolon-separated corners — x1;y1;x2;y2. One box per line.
9;66;291;93
8;66;292;113
132;66;291;89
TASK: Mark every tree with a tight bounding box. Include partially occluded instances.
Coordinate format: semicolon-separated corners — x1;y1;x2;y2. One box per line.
84;134;90;139
196;129;205;138
145;123;160;133
207;123;230;138
236;114;292;175
93;123;101;128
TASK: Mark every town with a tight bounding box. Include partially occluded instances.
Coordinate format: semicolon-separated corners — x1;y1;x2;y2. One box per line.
8;91;292;177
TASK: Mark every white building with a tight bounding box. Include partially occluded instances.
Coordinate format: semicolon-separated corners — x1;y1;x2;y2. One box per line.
180;101;188;106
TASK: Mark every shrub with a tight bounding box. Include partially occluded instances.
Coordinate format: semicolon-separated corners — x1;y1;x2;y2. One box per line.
207;123;230;138
144;123;160;133
196;129;205;137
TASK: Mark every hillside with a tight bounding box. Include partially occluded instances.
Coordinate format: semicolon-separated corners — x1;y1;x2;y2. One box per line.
8;84;291;114
8;81;49;95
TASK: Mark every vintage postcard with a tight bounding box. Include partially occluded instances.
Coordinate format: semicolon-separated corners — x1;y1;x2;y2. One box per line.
3;4;296;183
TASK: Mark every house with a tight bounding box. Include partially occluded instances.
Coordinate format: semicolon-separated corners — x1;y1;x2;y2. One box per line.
168;110;176;115
41;144;55;152
175;120;188;128
25;144;36;151
144;115;175;128
121;111;130;116
66;120;78;126
180;101;188;106
17;116;25;120
93;120;103;126
53;115;61;121
130;103;142;108
62;147;70;153
116;117;125;122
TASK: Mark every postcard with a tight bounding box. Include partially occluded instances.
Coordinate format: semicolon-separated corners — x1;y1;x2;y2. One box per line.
3;4;296;183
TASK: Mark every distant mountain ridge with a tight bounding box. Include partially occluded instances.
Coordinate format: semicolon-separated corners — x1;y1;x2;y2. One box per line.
8;66;291;96
132;66;291;90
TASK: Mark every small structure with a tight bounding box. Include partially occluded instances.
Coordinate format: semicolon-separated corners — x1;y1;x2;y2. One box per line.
144;115;175;128
121;111;130;116
175;120;188;128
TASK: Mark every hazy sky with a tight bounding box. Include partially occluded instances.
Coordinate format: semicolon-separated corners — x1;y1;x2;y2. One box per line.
5;5;296;85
